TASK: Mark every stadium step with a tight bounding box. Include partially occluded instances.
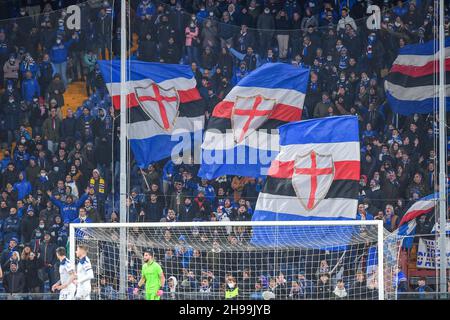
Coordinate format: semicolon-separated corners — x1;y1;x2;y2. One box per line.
61;81;88;117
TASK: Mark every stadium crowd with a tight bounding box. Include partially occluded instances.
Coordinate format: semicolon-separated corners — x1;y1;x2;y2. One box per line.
0;0;448;299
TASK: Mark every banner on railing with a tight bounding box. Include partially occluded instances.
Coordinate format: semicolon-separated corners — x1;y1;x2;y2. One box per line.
416;238;450;269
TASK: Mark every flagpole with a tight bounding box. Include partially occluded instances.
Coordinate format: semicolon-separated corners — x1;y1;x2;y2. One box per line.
438;0;447;298
119;0;128;298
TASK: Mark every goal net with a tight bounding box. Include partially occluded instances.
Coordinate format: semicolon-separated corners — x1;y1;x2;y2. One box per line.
69;221;399;300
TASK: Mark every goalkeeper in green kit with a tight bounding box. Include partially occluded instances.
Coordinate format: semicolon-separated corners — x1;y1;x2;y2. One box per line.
135;250;165;300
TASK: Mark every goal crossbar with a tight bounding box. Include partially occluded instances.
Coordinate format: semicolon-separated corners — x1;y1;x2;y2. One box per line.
69;220;383;229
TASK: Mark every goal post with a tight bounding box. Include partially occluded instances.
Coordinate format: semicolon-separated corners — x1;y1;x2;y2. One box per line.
69;220;398;300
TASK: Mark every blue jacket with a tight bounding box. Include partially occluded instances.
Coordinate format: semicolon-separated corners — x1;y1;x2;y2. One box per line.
13;179;32;201
2;215;20;244
356;212;374;220
50;39;75;64
13;150;30;172
21;78;41;102
0;41;9;58
20;61;38;78
49;193;89;223
0;157;11;173
196;184;216;203
136;1;155;17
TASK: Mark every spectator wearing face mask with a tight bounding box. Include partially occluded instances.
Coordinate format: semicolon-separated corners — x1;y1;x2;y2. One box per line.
185;21;200;64
3;94;20;145
83;50;98;96
3;53;19;87
50;33;78;87
21;207;39;244
46;74;66;112
42;108;61;154
30;219;46;252
225;276;239;299
38;53;54;98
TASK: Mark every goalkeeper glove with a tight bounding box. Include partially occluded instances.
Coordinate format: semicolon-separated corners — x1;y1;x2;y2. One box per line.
157;287;164;297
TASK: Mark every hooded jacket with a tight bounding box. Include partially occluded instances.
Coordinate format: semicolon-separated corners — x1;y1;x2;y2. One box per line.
13;175;32;200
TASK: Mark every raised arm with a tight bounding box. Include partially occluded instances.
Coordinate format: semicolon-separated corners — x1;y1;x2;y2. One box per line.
47;190;63;208
74;191;89;208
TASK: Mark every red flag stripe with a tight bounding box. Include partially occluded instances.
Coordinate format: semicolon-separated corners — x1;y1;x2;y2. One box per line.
212;100;302;122
268;160;360;181
111;88;202;110
391;58;450;78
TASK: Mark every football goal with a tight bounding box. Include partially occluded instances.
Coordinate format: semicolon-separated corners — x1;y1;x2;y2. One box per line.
69;220;400;300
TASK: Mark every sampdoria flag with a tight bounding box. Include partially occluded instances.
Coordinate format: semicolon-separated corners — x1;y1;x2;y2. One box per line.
198;63;309;179
98;60;205;167
251;116;360;248
396;193;438;249
398;193;438;227
385;37;450;115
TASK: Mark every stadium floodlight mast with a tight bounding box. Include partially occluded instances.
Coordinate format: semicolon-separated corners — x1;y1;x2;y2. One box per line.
69;220;391;300
438;0;447;298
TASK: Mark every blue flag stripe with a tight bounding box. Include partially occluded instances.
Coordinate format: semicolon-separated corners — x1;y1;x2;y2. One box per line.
235;63;309;93
386;91;450;116
98;60;194;83
398;37;450;56
130;131;202;168
279;115;360;145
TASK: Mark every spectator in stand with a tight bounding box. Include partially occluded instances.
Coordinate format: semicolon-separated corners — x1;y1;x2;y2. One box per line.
337;7;357;33
415;276;434;299
72;207;92;224
3;208;20;245
3;53;19;88
50;33;78;87
42;108;61;154
3;262;26;295
185;20;200;64
21;247;42;294
37;231;57;286
47;189;89;223
224;275;239;299
0;0;445;299
315;273;332;299
332;279;348;299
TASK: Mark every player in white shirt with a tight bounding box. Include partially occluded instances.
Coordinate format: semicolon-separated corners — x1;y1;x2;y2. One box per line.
52;247;76;300
75;244;95;300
